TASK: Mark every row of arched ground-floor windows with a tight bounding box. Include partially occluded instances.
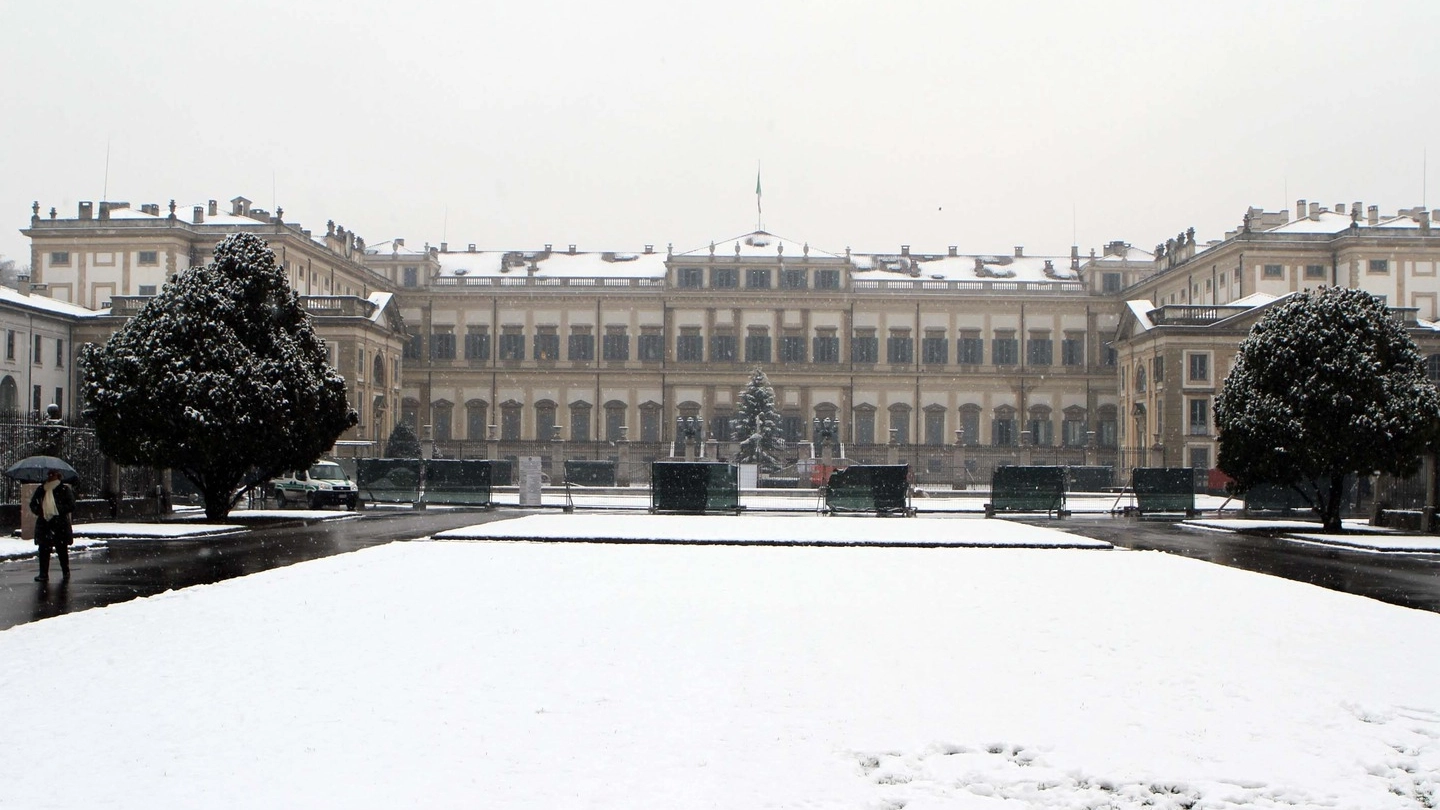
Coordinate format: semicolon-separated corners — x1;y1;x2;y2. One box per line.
397;399;1120;448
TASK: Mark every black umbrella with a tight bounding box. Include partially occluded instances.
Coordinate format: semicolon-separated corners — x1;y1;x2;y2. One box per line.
4;455;80;484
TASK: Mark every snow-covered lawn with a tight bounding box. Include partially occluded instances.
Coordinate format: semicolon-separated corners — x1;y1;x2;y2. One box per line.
437;513;1112;547
1;517;1436;809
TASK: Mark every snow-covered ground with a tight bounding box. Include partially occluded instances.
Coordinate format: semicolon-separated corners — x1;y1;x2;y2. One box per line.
0;516;1437;808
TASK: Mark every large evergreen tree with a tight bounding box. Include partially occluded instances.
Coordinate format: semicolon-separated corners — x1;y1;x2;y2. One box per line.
732;368;786;472
1215;286;1440;531
385;420;422;458
79;233;357;520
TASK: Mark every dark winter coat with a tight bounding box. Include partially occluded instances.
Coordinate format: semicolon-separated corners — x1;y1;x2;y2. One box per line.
29;483;75;547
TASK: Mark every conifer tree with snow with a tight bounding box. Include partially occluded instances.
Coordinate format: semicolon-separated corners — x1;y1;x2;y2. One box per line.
1215;286;1440;532
385;420;422;458
79;232;357;520
732;367;786;472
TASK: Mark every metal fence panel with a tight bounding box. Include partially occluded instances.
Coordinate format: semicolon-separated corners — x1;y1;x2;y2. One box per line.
651;462;737;513
564;460;616;487
424;459;494;506
357;458;422;503
1131;468;1196;515
825;465;911;515
988;465;1066;515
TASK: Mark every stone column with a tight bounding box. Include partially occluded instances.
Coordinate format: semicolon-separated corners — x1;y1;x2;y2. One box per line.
952;429;967;490
616;426;631;487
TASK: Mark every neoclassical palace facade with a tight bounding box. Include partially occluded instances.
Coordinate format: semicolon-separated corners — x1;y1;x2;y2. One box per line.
13;195;1440;485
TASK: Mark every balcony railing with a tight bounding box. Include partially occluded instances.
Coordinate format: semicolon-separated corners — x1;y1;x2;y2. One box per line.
109;294;377;319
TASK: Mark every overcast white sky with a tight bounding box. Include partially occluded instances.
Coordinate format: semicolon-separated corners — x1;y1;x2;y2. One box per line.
3;0;1438;267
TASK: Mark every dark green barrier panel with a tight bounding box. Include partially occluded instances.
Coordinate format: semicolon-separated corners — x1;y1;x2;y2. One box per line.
357;458;422;503
989;466;1066;515
652;462;737;513
425;459;494;506
825;465;911;515
564;460;616;487
1131;468;1196;515
1065;466;1114;492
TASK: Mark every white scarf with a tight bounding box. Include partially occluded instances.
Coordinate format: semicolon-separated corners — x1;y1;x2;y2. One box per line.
41;479;59;520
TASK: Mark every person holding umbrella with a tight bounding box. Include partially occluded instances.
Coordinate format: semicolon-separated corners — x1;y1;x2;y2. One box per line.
29;468;75;581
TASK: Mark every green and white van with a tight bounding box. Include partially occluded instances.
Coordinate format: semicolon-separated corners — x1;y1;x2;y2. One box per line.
270;461;359;510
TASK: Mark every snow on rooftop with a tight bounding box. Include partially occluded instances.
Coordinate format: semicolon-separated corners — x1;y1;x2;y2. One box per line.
1125;299;1156;331
852;252;1080;283
436;249;667;279
0;284;102;317
675;231;840;260
1265;210;1358;234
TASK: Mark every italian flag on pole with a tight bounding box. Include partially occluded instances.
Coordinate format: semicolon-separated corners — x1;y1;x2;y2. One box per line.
756;168;762;215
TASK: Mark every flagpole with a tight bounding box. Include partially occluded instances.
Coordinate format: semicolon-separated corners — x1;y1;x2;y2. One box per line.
756;162;762;232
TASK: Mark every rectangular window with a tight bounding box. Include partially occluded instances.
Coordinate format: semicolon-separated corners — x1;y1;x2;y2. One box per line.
570;408;591;443
677;267;703;288
33;335;42;364
53;387;63;414
5;330;13;360
1102;273;1121;293
138;284;157;296
851;332;878;364
960;410;980;445
1369;259;1390;274
50;252;70;266
779;335;806;363
501;408;522;441
638;329;664;362
402;266;418;287
1063;419;1086;447
1153;355;1165;383
993;418;1015;446
712;268;737;289
1263;264;1283;278
1303;264;1325;279
1188;353;1209;382
1029;419;1053;447
533;328;560;361
602;328;629;361
464;328;491;361
815;269;840;290
431;331;456;360
1061;336;1084;366
55;339;63;367
780;415;804;445
33;385;42;413
813;333;840;364
921;333;948;365
924;411;946;446
886;331;913;364
138;250;158;265
568;329;594;361
677;330;703;362
711;334;737;362
1099;419;1117;448
781;269;807;289
1027;334;1052;366
498;330;525;361
745;331;772;363
854;412;875;445
959;334;984;365
1189;398;1209;435
403;332;423;360
889;411;909;445
746;268;772;289
992;333;1018;365
641;409;661;443
1102;343;1118;366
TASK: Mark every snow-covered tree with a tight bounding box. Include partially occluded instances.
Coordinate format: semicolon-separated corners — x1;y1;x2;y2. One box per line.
732;367;785;472
79;233;357;520
385;420;421;458
1215;286;1440;532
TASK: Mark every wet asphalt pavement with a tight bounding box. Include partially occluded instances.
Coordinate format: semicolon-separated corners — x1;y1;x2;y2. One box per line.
0;508;524;631
1017;513;1440;614
3;509;1438;632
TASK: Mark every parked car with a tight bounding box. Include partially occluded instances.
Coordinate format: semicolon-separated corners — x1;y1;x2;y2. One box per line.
270;461;359;510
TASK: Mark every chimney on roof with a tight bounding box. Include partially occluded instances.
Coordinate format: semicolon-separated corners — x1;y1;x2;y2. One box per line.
544;243;552;255
193;206;204;224
231;197;251;217
1309;202;1321;220
1419;211;1431;233
1352;201;1363;221
1070;244;1080;270
900;245;909;256
98;202;110;220
1014;246;1024;257
208;200;218;217
439;241;447;253
948;246;957;257
568;244;576;255
395;238;404;248
1367;205;1379;226
644;244;654;254
1296;199;1306;220
468;244;476;253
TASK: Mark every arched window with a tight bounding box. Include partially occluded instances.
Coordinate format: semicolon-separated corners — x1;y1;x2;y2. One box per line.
500;400;523;441
569;400;592;443
431;399;454;443
887;403;911;445
923;404;947;446
993;405;1017;447
535;399;558;441
1027;405;1053;446
401;397;420;429
1135;364;1148;394
466;399;489;440
852;403;876;445
959;403;981;446
372;352;386;387
604;400;627;442
639;401;662;443
0;375;17;416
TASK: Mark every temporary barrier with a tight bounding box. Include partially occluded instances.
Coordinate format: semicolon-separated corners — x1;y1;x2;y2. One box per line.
564;459;617;487
1065;466;1114;492
356;458;422;503
424;459;495;506
986;465;1067;517
650;462;739;514
824;464;912;515
1131;467;1197;516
